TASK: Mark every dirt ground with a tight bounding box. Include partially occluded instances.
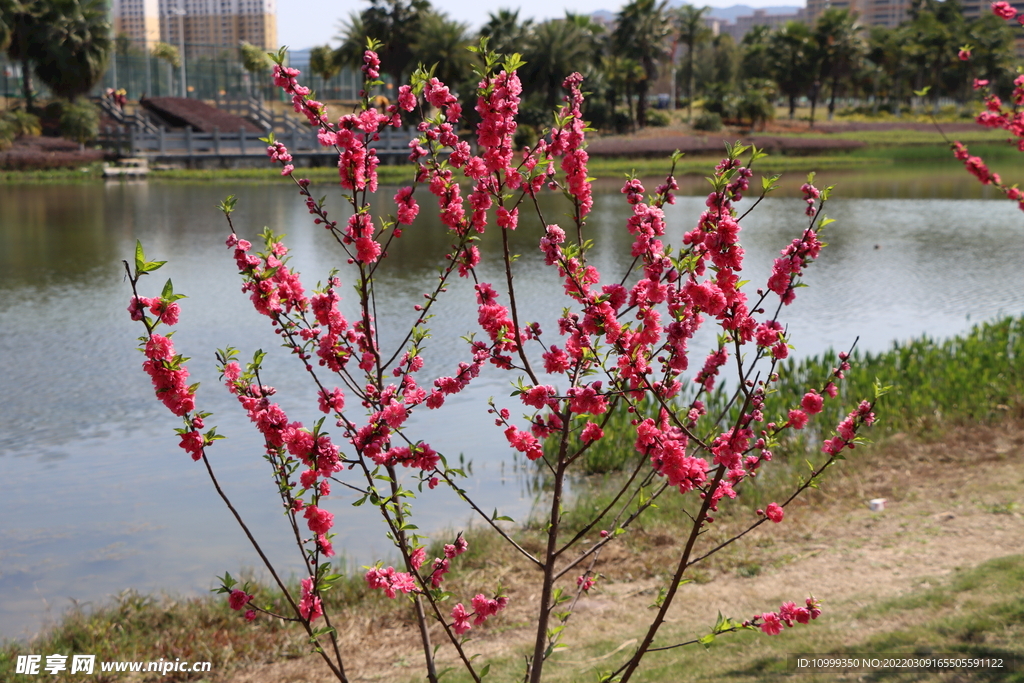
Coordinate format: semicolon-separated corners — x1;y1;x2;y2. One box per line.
222;421;1024;683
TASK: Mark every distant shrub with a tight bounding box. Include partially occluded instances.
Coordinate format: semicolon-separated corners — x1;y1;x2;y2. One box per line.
59;99;100;146
645;108;671;127
0;109;42;150
0;119;12;150
3;109;42;137
693;111;723;131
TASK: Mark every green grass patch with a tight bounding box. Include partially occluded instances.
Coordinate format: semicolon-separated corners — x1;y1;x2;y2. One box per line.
0;568;384;682
540;316;1024;539
427;556;1024;683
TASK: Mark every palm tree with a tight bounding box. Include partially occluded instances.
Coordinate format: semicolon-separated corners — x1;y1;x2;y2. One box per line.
768;21;814;119
964;13;1014;97
0;0;12;52
521;18;594;108
336;0;431;88
413;12;472;89
602;53;645;128
613;0;671;128
813;8;865;121
903;0;962;114
3;0;110;106
740;25;772;80
675;4;711;123
479;8;533;58
3;0;45;109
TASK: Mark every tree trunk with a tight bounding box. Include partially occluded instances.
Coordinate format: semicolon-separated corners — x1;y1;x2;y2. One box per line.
828;74;840;120
20;58;34;112
809;80;819;128
687;44;695;124
789;94;796;119
637;80;648;128
626;83;635;130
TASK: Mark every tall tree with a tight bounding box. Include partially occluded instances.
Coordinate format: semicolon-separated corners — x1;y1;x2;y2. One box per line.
521;18;594;108
309;44;340;84
740;24;772;80
239;40;271;99
767;21;814;119
675;4;710;123
613;0;671;128
964;13;1014;96
602;53;644;127
903;0;963;113
336;0;431;87
413;12;472;89
2;0;110;105
813;8;864;123
3;0;44;108
478;8;533;58
0;0;13;52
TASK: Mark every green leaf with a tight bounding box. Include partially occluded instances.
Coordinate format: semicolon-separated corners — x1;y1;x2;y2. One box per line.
134;240;145;273
218;195;237;215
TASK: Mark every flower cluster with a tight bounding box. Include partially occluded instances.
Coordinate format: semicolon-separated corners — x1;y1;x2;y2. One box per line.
227;233;307;317
451;592;510;636
140;334;195;418
947;4;1024;209
747;597;822;635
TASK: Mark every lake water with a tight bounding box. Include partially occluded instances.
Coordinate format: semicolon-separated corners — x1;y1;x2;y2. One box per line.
2;165;1023;641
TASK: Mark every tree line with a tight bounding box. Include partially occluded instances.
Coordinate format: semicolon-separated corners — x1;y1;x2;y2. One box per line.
313;0;1017;132
1;0;111;109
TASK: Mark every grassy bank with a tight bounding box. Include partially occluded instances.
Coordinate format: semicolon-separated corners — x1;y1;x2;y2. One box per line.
552;316;1024;537
436;555;1024;683
3;126;1022;185
2;318;1023;682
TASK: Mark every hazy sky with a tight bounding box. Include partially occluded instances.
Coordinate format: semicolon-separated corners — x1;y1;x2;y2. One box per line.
277;0;799;50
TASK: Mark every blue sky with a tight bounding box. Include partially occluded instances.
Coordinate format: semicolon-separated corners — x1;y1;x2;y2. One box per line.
276;0;801;51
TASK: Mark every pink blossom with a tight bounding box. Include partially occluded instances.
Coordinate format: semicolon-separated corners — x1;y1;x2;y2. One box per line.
958;48;971;61
395;186;419;225
470;593;506;625
178;430;204;461
451;603;472;635
993;1;1018;19
765;502;784;523
398;84;416;111
303;505;334;534
801;391;824;415
299;577;323;621
759;612;783;635
228;589;252;610
788;409;809;430
581;421;604;444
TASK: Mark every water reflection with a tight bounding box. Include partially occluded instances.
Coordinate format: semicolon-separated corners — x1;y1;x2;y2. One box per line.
1;171;1022;640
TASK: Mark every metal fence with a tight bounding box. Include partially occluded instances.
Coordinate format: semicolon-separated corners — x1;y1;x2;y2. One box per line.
1;42;370;105
98;124;418;159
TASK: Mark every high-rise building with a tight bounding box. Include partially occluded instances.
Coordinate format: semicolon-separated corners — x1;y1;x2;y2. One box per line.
158;0;277;56
804;0;869;26
111;0;162;47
